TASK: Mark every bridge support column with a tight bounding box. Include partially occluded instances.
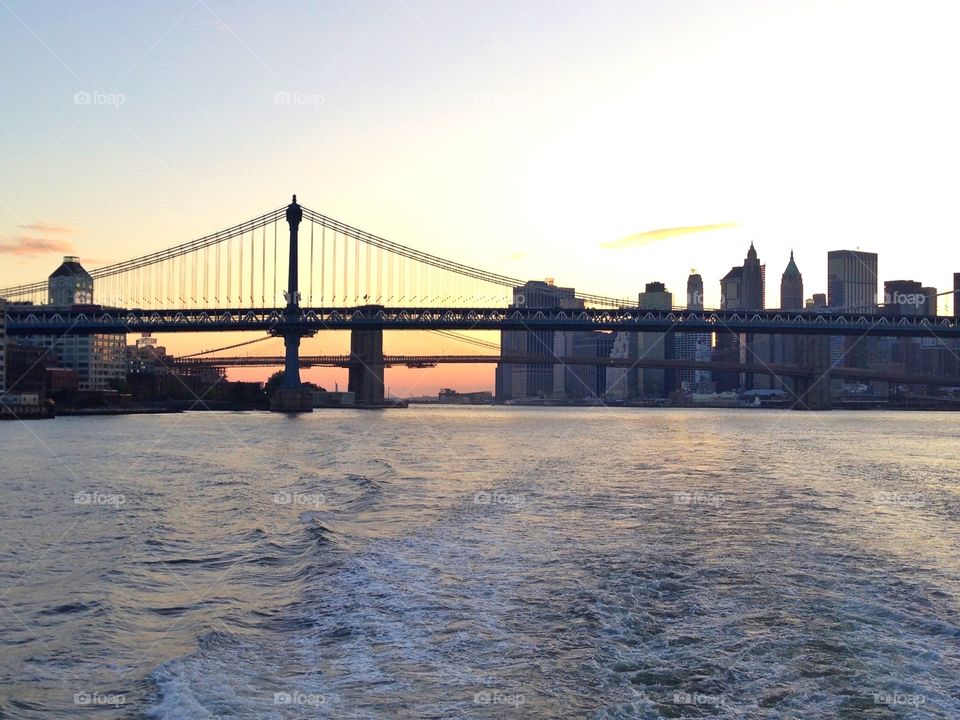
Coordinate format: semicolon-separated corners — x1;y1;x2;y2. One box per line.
270;330;314;412
270;194;313;413
792;335;831;410
349;328;385;406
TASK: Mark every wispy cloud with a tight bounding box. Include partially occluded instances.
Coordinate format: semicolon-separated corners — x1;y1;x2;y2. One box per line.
0;236;75;256
601;222;737;249
0;220;79;257
18;222;77;234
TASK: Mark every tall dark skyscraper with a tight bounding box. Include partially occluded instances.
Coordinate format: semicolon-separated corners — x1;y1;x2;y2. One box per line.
720;244;765;311
677;271;711;389
779;251;803;310
686;271;704;311
742;243;765;310
827;250;878;310
717;244;764;391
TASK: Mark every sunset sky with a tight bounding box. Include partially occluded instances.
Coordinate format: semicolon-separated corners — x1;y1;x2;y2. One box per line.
2;0;959;393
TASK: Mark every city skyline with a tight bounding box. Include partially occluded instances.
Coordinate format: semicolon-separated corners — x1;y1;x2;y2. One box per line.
4;234;957;400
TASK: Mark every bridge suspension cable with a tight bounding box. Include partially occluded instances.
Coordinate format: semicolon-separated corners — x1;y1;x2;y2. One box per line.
0;200;634;309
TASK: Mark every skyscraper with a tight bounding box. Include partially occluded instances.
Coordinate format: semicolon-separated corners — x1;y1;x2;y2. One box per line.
717;244;764;390
779;251;803;310
720;266;743;310
496;279;583;400
721;244;765;311
827;251;879;394
636;282;673;398
686;271;704;311
742;242;765;310
676;271;711;389
827;250;878;310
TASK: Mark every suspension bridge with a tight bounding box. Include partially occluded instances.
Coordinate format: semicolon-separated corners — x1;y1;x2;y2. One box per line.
3;196;959;410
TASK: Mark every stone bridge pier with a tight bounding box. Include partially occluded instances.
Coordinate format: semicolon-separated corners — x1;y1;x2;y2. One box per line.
348;322;385;406
792;335;832;410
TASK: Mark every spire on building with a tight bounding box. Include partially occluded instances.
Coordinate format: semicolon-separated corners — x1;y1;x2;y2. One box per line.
783;249;801;277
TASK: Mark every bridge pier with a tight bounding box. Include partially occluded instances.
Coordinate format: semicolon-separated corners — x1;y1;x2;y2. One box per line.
269;195;313;414
348;327;386;406
792;335;832;410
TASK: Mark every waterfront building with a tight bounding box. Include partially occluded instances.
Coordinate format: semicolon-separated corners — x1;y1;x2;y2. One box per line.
19;257;126;391
127;335;175;375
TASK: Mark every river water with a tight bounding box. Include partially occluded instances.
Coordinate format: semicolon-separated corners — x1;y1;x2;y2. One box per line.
0;408;957;719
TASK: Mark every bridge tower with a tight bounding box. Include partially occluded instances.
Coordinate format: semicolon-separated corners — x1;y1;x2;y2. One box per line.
269;195;314;413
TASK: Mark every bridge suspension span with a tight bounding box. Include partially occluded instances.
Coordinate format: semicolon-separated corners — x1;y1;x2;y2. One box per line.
0;202;631;310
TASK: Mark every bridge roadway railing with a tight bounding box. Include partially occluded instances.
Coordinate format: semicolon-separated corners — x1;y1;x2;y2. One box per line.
6;305;960;337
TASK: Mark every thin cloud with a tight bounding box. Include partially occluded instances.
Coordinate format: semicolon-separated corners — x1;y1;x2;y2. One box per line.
602;222;737;249
18;222;77;234
0;236;75;257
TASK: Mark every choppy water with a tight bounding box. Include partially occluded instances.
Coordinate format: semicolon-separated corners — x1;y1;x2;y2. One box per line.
0;408;958;719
